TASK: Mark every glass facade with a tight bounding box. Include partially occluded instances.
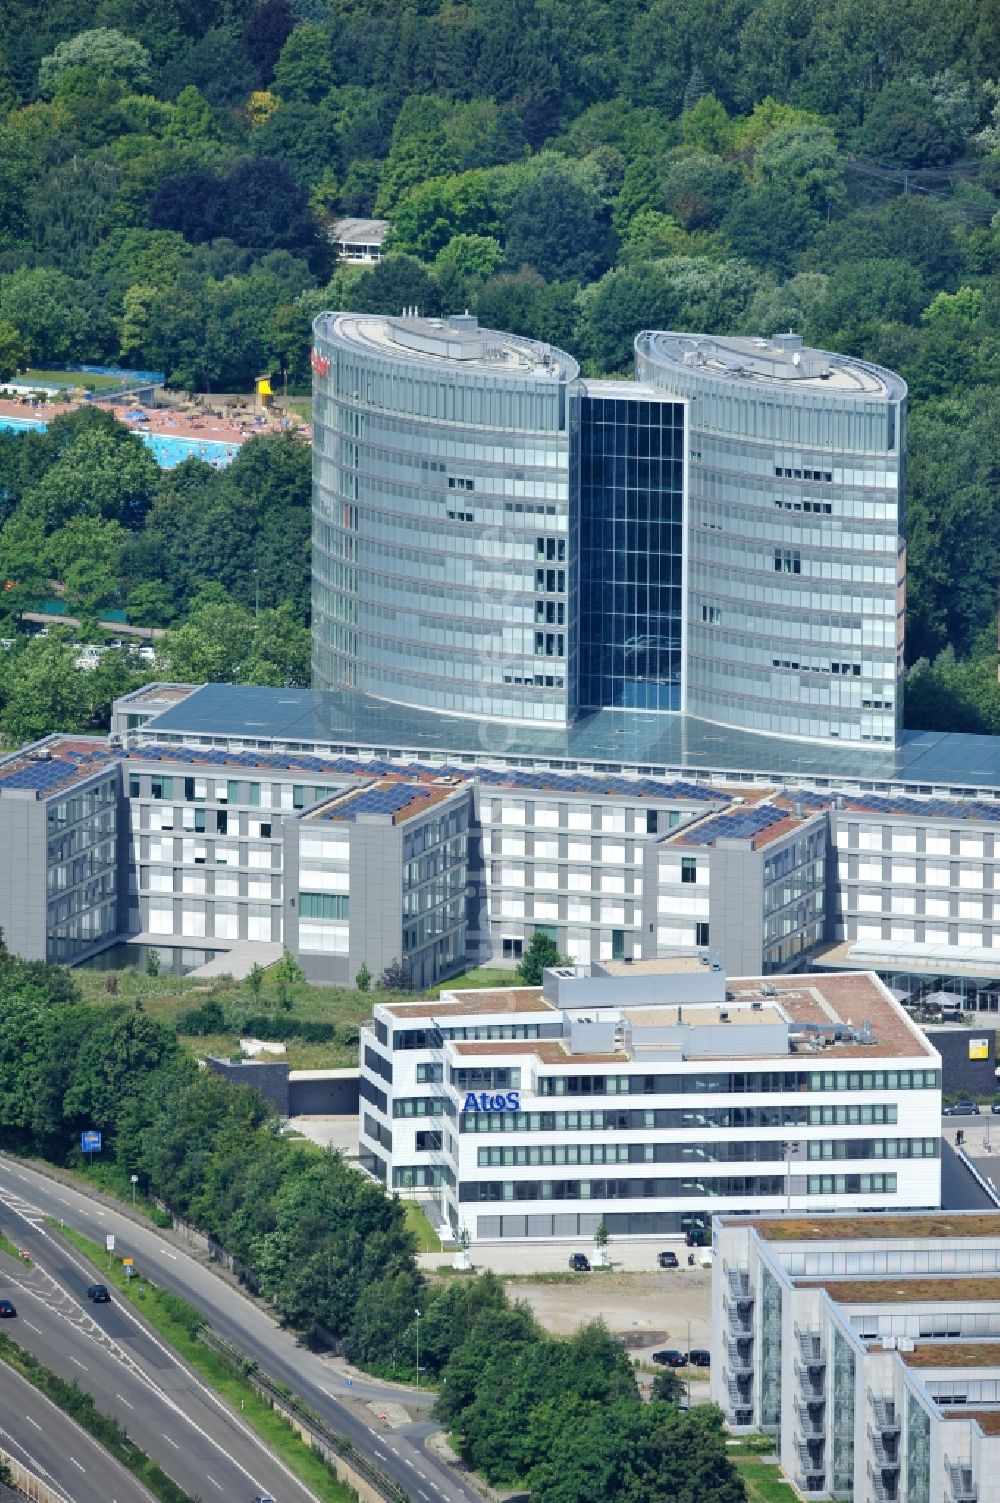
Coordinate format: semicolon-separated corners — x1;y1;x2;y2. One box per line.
905;1390;931;1503
831;1329;855;1498
759;1262;782;1436
578;394;684;710
636;331;906;746
311;313;580;725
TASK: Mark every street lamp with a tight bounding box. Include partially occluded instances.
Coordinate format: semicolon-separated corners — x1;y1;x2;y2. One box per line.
414;1307;421;1393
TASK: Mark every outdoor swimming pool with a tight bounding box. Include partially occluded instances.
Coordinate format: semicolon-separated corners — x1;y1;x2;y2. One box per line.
0;415;238;469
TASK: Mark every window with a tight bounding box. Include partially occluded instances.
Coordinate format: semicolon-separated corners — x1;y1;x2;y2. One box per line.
216;810;228;835
681;858;697;884
696;922;710;946
299;893;350;920
774;549;801;574
129;775;140;797
151;776;173;800
611;929;625;961
536;537;566;562
701;605;721;625
502;937;523;959
646;810;658;835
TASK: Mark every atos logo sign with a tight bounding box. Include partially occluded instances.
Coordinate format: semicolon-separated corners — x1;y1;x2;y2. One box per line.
310;349;331;377
463;1090;520;1113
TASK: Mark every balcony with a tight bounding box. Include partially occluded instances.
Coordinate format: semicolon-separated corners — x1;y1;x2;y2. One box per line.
794;1362;826;1402
795;1443;826;1497
947;1462;977;1503
869;1432;900;1472
870;1396;900;1437
797;1331;826;1369
727;1266;753;1302
868;1464;899;1503
727;1338;754;1375
794;1401;825;1439
724;1294;754;1333
725;1373;753;1426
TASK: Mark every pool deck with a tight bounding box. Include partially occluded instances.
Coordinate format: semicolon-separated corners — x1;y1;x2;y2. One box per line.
0;395;309;450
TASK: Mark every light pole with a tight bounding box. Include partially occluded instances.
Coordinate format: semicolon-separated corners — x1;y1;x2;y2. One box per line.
785;1140;801;1215
414;1307;421;1393
131;1173;138;1207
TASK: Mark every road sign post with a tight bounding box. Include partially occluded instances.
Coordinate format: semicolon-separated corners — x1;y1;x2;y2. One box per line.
81;1130;102;1171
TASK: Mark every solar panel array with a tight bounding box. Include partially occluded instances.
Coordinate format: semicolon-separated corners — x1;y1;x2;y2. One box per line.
679;804;791;847
321;784;428;822
846;793;1000;824
0;743;120;796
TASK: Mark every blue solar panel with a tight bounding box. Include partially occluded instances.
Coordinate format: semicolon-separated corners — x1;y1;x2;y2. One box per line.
681;804;789;847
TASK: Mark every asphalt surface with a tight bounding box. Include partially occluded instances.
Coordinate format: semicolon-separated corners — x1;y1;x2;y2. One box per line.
0;1157;484;1503
0;1210;322;1503
0;1355;153;1503
939;1137;998;1210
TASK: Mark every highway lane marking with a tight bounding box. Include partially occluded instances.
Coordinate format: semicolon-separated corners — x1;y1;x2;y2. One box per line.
70;1457;86;1472
418;1469;427;1479
58;1198;70;1206
162;1433;180;1449
23;1320;41;1334
70;1355;89;1370
206;1476;223;1491
116;1393;134;1410
158;1247;178;1260
419;1493;431;1501
24;1416;41;1431
405;1458;415;1468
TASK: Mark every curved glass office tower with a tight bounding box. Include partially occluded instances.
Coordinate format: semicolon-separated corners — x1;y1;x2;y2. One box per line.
312;312;580;724
636;331;906;745
313;313;906;746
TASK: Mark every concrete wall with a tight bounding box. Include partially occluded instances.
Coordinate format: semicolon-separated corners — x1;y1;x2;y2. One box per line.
708;843;764;976
205;1057;290;1115
0;795;47;959
926;1027;998;1098
288;1073;359;1115
349;819;403;982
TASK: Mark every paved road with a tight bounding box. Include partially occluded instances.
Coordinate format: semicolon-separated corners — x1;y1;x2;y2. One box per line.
0;1207;324;1503
939;1138;997;1210
0;1355;152;1503
0;1158;484;1503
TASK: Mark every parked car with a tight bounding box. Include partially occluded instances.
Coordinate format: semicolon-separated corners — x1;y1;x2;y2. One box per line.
0;1299;16;1318
657;1250;679;1269
991;1100;1000;1115
569;1252;591;1272
652;1349;687;1367
86;1284;111;1303
943;1100;981;1116
688;1348;711;1367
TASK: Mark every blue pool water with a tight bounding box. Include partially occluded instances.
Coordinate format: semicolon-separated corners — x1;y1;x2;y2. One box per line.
0;415;238;469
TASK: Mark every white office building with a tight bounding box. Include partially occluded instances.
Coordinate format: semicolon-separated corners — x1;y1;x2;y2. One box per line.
712;1210;1000;1502
358;958;941;1241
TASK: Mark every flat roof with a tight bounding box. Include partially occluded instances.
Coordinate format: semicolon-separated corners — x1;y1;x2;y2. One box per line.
640;331;903;401
0;739;121;800
816;939;1000;982
668;804;814;849
320;312;580;384
382;989;554;1018
948;1411;1000;1435
902;1342;1000;1368
598;956;711;977
308;778;458;824
750;1213;1000;1242
806;1277;1000;1303
132;684;1000;799
330;217;389;243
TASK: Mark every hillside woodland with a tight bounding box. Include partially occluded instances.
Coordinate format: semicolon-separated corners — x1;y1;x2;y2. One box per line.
0;0;998;729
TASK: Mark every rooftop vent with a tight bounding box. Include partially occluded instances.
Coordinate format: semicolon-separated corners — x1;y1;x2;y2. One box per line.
720;1010;730;1023
773;331;804;353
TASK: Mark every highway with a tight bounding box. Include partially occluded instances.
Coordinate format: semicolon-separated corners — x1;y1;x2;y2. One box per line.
0;1158;484;1503
0;1355;154;1503
0;1210;324;1503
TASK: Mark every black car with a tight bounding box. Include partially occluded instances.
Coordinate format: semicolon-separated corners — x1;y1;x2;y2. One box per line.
652;1348;686;1368
86;1284;111;1303
658;1250;679;1269
688;1348;711;1367
943;1100;980;1116
0;1299;16;1318
569;1253;591;1272
991;1101;1000;1115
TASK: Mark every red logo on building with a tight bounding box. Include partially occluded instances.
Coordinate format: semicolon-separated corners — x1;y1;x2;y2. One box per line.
311;349;330;377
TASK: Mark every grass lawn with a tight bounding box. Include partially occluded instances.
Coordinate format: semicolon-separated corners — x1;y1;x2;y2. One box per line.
404;1201;442;1253
729;1447;798;1503
72;966;413;1068
436;966;513;992
22;368;130;391
53;1224;354;1503
280;398;312;422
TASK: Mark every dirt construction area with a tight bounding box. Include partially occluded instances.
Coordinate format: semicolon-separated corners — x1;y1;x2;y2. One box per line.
501;1267;711;1361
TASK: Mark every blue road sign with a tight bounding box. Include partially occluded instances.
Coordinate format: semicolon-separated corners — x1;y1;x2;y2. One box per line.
81;1131;102;1153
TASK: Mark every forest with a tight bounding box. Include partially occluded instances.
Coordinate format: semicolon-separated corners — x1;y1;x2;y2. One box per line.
0;938;746;1503
0;0;998;730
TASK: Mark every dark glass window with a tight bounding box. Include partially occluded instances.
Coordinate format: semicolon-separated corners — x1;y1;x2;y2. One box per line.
578;396;684;710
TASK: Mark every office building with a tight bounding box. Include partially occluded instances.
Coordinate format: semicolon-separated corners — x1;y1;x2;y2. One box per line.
311;314;905;744
359;960;941;1238
712;1210;1000;1501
